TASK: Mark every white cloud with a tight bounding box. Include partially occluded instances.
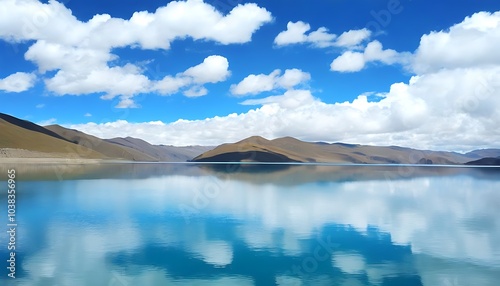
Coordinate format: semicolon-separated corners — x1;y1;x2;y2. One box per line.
307;27;337;48
152;55;230;99
182;55;230;84
230;70;280;95
330;11;500;74
274;21;311;46
115;97;139;109
240;89;316;109
0;0;271;104
155;76;192;96
335;29;372;48
70;60;500;151
183;86;208;98
36;104;45;109
329;51;366;73
364;40;402;64
37;118;57;126
84;113;92;117
274;21;370;48
278;69;312;89
64;9;500;150
330;40;409;72
0;72;36;93
230;68;310;96
10;9;499;151
412;11;500;73
0;0;272;48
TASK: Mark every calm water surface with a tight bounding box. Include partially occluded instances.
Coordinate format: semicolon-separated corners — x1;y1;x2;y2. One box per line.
1;163;500;286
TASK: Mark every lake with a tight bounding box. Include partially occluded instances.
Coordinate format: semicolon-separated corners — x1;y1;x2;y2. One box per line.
1;163;500;286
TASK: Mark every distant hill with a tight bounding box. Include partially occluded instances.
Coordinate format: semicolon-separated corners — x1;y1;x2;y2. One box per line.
0;113;211;161
465;157;500;166
192;136;489;164
463;149;500;160
0;113;105;159
105;137;212;162
3;112;500;164
45;125;158;161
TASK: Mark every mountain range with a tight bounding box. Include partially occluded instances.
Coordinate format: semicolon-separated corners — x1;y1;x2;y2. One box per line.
192;136;500;165
0;113;211;161
1;112;499;165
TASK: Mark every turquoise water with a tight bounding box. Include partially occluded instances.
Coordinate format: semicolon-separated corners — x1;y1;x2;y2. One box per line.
1;163;500;286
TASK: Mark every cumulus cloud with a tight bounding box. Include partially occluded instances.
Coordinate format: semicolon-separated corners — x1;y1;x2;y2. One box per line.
69;7;500;150
115;97;139;109
274;21;371;48
412;11;500;74
330;41;410;72
153;55;230;98
70;60;500;151
335;29;372;48
0;0;272;47
19;9;500;151
240;89;316;109
331;11;500;74
0;72;36;93
329;51;366;73
0;0;271;104
230;68;310;96
274;21;312;46
183;55;231;84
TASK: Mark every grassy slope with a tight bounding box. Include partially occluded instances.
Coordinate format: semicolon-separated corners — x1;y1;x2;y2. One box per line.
193;136;472;164
45;125;158;161
0;118;105;159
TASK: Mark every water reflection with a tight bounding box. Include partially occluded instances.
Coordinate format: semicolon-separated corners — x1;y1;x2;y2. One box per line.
0;164;499;285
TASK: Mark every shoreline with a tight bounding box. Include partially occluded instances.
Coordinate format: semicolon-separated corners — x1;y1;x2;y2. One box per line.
0;158;107;164
0;158;498;167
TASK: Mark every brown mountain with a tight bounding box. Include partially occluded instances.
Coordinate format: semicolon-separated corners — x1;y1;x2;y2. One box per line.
463;149;500;160
465;157;500;166
3;112;500;164
0;113;105;159
0;113;212;161
192;136;482;164
105;137;212;162
45;125;158;161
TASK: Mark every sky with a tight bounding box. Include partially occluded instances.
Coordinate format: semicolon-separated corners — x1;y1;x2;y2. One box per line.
0;0;499;151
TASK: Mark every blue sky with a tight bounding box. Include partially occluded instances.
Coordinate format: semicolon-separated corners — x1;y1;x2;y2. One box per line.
1;0;499;150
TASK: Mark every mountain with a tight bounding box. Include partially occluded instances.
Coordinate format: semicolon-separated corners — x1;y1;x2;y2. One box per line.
463;149;500;160
192;136;305;162
3;112;500;164
0;113;105;159
0;113;212;161
45;125;158;161
105;137;212;162
192;136;483;164
465;157;500;166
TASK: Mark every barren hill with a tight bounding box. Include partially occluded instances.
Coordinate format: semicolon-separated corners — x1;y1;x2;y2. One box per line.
193;136;479;164
105;137;212;162
0;113;105;159
45;125;158;161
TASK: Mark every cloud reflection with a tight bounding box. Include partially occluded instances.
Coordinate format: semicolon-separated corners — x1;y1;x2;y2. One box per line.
2;165;499;285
